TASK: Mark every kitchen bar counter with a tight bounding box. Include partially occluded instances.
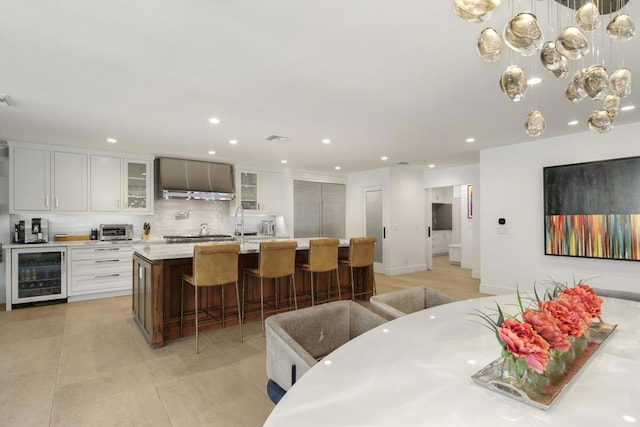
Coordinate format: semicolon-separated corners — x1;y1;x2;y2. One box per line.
131;238;368;348
131;238;349;260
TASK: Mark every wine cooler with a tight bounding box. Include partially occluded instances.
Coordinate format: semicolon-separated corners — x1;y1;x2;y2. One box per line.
11;247;67;305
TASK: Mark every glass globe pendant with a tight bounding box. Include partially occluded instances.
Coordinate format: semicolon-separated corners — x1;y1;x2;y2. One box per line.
477;28;502;62
556;26;589;60
499;65;528;102
524;110;546;137
607;14;636;41
609;68;632;97
588;109;614;133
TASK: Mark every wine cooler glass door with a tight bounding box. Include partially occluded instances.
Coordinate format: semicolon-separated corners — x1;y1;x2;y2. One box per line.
12;247;67;304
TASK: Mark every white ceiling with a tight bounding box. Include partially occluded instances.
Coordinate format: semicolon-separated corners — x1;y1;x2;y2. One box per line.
0;0;638;173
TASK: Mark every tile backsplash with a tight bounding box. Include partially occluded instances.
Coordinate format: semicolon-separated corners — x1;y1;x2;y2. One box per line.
8;199;276;240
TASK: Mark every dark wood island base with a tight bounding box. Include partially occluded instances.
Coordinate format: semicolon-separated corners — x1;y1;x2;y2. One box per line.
132;245;375;348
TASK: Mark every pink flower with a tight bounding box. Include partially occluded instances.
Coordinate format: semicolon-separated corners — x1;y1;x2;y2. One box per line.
522;308;571;352
539;297;589;337
498;318;550;374
560;284;602;319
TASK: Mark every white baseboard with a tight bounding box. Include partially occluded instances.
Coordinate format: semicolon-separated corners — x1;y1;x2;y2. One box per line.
384;264;428;276
479;282;513;295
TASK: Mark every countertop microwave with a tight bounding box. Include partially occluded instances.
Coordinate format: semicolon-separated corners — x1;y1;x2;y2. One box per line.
99;224;133;241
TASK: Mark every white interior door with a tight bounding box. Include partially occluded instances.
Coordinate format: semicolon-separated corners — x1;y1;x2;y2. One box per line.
425;188;433;270
364;188;384;272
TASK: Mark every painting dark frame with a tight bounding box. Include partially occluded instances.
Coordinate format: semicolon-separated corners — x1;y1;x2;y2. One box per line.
543;156;640;262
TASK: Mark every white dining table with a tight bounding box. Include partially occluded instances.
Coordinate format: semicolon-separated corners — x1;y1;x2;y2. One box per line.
263;294;640;426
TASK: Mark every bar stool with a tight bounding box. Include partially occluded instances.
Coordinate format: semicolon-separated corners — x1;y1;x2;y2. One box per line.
180;242;242;354
297;238;340;306
243;240;298;335
339;237;377;300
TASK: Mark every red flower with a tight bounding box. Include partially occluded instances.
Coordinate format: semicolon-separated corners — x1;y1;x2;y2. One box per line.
539;297;589;337
522;308;571;352
498;318;550;374
560;284;603;319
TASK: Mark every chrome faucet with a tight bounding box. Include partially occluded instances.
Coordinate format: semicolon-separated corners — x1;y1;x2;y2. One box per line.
234;205;244;243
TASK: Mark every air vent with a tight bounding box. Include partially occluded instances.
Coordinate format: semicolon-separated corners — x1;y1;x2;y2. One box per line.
264;135;290;142
397;161;409;166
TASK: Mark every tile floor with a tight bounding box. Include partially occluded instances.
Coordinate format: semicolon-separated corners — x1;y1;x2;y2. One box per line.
0;256;484;426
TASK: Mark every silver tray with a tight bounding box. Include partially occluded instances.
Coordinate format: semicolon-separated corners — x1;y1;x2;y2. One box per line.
471;320;617;410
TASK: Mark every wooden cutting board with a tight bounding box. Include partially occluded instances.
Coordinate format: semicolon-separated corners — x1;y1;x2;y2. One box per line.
53;234;91;242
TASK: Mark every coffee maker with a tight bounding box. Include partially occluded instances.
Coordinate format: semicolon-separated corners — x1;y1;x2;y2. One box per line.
15;218;49;243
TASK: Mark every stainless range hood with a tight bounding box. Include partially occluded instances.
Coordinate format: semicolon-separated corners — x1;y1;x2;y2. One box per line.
155;157;235;200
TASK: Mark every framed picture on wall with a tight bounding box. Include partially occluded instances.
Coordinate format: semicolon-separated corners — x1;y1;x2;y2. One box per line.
467;185;473;219
543;156;640;261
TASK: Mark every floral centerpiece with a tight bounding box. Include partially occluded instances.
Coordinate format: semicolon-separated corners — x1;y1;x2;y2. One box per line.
471;280;613;406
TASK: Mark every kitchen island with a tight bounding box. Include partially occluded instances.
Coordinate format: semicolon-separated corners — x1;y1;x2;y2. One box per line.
131;239;374;348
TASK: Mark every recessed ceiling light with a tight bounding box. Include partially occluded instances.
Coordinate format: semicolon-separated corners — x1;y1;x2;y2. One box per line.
208;150;216;155
381;156;388;161
229;139;238;144
281;160;288;164
465;138;475;143
322;138;331;144
621;105;636;112
209;117;220;124
428;164;436;168
527;77;542;85
106;138;117;143
568;120;579;126
335;166;341;170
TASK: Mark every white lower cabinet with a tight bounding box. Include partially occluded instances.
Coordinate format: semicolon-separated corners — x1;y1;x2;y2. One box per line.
69;245;133;298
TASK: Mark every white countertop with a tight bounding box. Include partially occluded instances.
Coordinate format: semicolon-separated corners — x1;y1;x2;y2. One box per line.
132;238;350;261
2;239;164;249
264;295;640;426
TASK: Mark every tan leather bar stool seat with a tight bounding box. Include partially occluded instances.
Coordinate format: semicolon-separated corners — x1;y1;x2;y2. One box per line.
180;242;242;354
243;240;298;335
297;238;340;305
339;237;377;300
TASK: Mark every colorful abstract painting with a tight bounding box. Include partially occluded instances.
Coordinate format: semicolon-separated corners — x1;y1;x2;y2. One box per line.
544;157;640;261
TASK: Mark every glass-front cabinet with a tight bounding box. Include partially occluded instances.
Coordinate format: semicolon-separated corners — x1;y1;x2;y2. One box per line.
238;170;282;212
11;247;67;304
240;172;259;210
124;159;152;212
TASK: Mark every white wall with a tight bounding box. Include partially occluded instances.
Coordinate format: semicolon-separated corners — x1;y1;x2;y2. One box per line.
387;167;427;274
346;167;426;275
424;164;480;278
480;122;640;295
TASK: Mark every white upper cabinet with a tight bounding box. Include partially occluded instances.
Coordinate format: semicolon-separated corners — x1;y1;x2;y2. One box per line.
9;142;153;214
11;146;52;212
238;170;282;213
124;159;152;213
53;151;88;211
90;155;122;212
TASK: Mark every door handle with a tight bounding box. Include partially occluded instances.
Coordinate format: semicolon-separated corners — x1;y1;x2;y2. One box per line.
428;226;431;238
383;227;386;239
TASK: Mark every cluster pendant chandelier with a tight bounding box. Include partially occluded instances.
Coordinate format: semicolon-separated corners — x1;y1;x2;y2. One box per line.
454;0;635;136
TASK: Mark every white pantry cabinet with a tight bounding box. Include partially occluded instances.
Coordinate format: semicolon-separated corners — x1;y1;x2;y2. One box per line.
238;170;281;213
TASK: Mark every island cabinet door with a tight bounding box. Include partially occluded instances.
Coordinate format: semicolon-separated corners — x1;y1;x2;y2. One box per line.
132;254;154;344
